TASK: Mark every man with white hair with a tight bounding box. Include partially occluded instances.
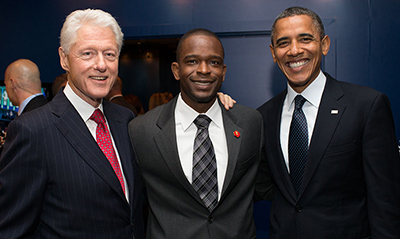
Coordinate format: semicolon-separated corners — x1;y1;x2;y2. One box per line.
4;59;48;115
0;9;145;239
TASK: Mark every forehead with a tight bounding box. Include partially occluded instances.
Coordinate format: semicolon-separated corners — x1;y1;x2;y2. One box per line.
273;15;317;38
180;35;223;58
73;24;118;49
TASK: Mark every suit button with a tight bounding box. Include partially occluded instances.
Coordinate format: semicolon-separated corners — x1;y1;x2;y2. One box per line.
208;216;214;223
295;205;302;213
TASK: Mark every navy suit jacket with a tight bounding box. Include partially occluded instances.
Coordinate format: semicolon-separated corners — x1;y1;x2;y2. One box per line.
129;97;267;239
22;94;48;114
257;73;400;239
0;91;145;239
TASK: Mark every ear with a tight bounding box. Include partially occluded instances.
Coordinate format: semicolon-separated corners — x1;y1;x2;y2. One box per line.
59;47;70;72
269;44;277;63
171;62;180;81
222;64;227;82
9;78;17;89
321;35;331;56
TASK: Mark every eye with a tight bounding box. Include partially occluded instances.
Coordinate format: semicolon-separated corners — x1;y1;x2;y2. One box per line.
81;51;95;60
210;60;220;66
277;41;289;47
104;52;117;61
186;59;197;64
300;37;312;43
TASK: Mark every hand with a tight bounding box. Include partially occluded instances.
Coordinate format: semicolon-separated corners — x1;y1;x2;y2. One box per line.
217;92;236;110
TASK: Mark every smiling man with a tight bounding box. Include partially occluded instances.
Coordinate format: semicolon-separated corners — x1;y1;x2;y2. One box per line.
128;28;271;238
256;6;400;238
0;9;145;239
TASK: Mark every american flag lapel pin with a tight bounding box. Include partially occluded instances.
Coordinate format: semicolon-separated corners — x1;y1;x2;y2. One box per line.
331;109;339;115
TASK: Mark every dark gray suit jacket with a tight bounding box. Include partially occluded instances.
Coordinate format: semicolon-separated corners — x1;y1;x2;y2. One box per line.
257;73;400;239
22;94;48;114
0;91;145;239
129;97;267;239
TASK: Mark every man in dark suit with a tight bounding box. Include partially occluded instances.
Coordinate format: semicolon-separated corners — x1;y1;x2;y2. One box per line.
4;59;48;115
0;9;145;239
256;7;400;238
105;76;138;116
129;28;268;238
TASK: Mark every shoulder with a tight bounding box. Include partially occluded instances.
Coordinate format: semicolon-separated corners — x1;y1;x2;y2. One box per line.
104;100;135;122
129;101;170;128
326;75;386;105
227;103;263;125
257;89;286;113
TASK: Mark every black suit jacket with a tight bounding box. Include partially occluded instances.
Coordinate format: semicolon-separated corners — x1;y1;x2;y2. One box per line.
129;97;266;239
256;73;400;239
22;94;48;114
0;92;145;239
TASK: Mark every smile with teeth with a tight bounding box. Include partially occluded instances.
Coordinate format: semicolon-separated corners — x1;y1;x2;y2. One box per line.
90;76;107;80
288;60;309;68
194;82;211;86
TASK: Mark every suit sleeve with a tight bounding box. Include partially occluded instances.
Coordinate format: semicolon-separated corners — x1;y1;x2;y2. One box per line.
255;116;273;201
362;93;400;238
0;118;48;238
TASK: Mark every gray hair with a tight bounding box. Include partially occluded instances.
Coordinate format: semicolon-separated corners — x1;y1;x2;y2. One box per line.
271;6;325;45
60;9;124;54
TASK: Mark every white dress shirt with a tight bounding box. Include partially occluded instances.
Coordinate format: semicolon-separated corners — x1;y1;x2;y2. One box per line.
63;83;129;202
175;94;228;200
280;70;326;172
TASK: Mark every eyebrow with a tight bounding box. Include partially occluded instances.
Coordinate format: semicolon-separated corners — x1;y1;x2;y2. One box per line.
275;33;315;45
183;54;224;61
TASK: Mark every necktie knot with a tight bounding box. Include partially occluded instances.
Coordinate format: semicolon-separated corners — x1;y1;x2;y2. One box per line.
294;95;307;110
194;115;211;130
90;109;106;125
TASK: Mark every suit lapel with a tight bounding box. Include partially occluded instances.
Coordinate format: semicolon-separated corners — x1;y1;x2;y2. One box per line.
219;101;242;199
103;101;134;202
51;93;127;202
299;74;346;198
153;98;205;206
267;91;299;200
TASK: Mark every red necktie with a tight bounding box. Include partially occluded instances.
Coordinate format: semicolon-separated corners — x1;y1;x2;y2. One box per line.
90;109;125;193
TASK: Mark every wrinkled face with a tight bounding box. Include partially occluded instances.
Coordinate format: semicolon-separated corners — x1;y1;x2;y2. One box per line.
270;15;330;93
59;24;119;107
171;35;226;112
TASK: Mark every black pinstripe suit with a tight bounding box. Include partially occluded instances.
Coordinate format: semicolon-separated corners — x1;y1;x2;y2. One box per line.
0;91;145;239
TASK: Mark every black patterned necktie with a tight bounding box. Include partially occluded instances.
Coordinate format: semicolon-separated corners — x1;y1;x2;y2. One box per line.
289;95;308;196
192;115;218;211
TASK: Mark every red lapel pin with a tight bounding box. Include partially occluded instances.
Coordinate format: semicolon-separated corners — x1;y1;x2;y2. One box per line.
233;130;240;138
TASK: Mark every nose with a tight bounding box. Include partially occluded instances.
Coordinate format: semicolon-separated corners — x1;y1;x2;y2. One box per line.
288;41;303;56
196;61;211;75
94;54;107;72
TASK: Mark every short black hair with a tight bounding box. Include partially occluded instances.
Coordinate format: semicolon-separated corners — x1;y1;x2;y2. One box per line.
176;28;225;62
271;6;325;45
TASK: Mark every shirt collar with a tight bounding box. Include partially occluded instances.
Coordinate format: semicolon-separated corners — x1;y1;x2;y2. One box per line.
108;94;123;102
18;93;44;115
287;70;326;109
175;93;223;131
63;82;104;122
